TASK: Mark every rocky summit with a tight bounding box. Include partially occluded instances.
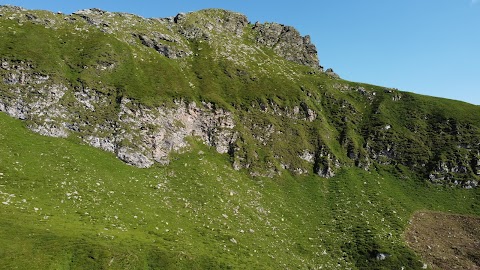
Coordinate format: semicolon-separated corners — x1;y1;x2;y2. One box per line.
0;5;479;270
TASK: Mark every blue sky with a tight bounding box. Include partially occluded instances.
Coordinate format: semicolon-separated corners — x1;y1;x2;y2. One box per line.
3;0;479;105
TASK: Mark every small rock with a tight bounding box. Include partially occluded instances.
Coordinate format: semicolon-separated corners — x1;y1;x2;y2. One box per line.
375;252;390;261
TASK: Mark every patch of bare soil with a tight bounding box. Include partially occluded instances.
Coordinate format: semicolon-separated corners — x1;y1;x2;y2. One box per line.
405;211;480;270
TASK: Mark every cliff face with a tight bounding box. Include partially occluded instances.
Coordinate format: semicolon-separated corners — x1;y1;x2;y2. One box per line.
0;6;479;187
0;59;236;168
252;22;320;69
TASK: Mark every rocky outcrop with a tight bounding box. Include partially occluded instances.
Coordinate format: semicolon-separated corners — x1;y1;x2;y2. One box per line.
173;9;249;39
428;160;478;188
114;98;236;167
252;22;320;69
0;59;327;175
2;6;322;71
132;32;192;59
0;60;236;168
253;100;318;122
0;63;329;175
165;8;321;70
314;147;340;178
0;60;69;137
325;68;339;78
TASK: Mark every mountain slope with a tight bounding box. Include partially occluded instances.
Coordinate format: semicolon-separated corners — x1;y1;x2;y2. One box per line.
0;5;479;269
1;111;479;269
1;5;479;186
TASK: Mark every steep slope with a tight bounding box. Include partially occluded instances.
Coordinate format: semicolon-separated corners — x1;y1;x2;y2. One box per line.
1;5;480;186
2;110;479;269
0;6;479;187
0;5;480;269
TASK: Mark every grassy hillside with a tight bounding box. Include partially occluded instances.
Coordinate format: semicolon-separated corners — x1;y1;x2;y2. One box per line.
1;6;480;269
1;112;479;269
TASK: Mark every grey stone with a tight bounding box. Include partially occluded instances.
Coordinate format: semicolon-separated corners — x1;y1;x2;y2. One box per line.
299;151;315;163
25;13;37;21
117;147;154;168
375;253;390;261
252;22;320;69
133;33;192;59
325;68;339;78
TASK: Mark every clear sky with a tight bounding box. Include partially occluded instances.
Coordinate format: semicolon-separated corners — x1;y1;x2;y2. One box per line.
3;0;479;105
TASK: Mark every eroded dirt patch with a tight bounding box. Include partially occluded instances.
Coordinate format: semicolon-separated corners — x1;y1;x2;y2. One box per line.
405;211;480;270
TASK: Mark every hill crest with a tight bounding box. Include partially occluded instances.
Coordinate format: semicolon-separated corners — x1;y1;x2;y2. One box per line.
0;5;479;188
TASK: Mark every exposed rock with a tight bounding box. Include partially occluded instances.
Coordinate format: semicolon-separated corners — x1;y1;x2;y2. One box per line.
15;7;321;70
85;135;116;153
174;9;248;39
0;61;330;175
0;8;479;187
356;156;372;171
299;151;315;163
132;33;192;59
73;8;107;16
25;13;37;21
316;164;335;178
0;5;26;12
4;72;26;85
462;180;478;189
255;101;317;122
72;8;114;33
0;61;236;168
392;94;402;102
117;146;153;168
29;122;69;138
116;99;237;166
325;68;339;78
252;22;320;69
314;147;338;178
1;61;9;70
375;252;391;261
428;160;471;185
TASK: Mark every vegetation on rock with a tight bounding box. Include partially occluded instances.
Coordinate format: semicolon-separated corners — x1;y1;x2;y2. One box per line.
0;5;479;269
